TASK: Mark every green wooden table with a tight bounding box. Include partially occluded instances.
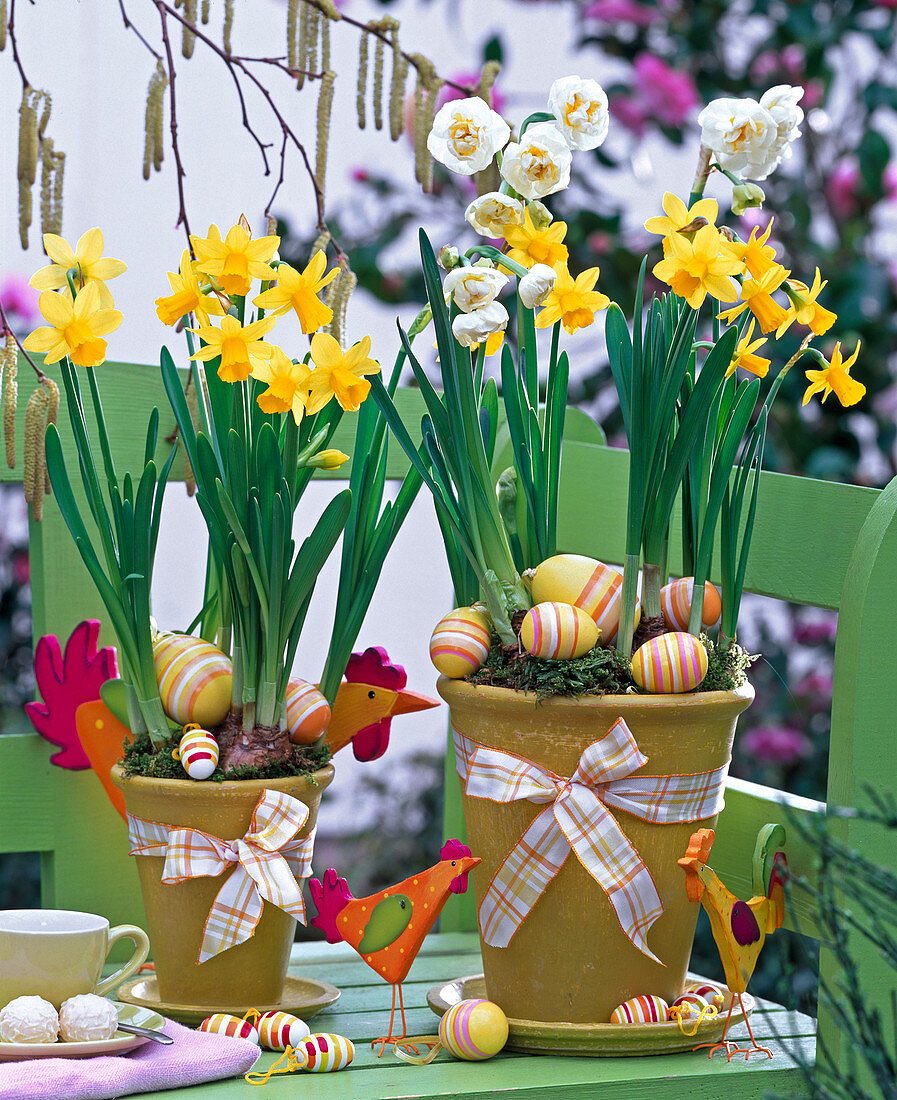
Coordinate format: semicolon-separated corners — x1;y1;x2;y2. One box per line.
120;932;815;1098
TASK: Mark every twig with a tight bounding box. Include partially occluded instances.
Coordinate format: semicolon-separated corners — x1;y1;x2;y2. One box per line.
154;3;192;246
0;299;48;383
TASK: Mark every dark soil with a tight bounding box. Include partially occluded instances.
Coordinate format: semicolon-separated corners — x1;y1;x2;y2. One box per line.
121;731;331;782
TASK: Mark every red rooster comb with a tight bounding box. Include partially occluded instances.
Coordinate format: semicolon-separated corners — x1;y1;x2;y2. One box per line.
344;647;407;691
441;838;474;894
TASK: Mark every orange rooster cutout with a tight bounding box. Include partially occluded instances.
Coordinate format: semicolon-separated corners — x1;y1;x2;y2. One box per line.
310;839;481;1055
678;827;788;1061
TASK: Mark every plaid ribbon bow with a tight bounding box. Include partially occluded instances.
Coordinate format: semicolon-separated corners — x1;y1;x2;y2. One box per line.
454;719;727;962
127;789;316;963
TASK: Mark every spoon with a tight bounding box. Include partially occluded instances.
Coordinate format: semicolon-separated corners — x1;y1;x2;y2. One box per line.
116;1021;174;1044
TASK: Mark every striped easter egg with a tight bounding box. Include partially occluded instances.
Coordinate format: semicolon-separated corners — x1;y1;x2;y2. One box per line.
671;991;710;1017
198;1013;259;1043
520;601;599;661
438;998;508;1061
530;554;641;646
630;632;709;694
286;678;331;744
293;1033;354;1072
429;607;492;679
660;577;722;632
688;982;725;1005
257;1011;310;1051
153;633;232;727
609;994;670;1024
177;726;219;780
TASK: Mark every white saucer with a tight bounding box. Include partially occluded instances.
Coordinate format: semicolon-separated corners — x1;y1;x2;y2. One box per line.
0;1002;165;1060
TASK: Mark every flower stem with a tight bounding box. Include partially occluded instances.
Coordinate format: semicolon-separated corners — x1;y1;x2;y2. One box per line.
688;145;713;206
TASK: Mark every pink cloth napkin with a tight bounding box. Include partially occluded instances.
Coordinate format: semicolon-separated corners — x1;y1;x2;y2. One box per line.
0;1018;261;1099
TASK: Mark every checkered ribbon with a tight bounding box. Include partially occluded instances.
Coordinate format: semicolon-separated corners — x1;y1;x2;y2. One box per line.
453;719;727;963
127;789;316;963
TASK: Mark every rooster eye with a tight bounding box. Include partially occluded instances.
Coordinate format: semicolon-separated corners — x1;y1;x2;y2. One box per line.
451;860;456;866
368;690;376;699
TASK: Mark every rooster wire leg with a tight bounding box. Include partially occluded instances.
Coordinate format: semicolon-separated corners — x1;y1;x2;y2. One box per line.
694;992;772;1062
371;984;410;1058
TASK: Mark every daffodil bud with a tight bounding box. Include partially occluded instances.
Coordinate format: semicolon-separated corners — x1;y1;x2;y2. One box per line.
451;301;509;348
306;448;350;470
438;245;461;271
732;181;765;216
518;263;557;308
496;466;518;534
526;200;553;229
408;303;433;336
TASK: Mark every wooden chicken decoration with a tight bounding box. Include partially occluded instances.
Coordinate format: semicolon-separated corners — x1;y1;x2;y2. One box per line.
309;839;481;1054
678;827;788;1061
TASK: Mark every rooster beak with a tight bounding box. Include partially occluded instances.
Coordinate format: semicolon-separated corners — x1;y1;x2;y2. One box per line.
390;689;439;717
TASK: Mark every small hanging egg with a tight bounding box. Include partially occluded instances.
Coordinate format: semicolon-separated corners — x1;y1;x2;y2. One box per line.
520;601;599;660
175;726;219;780
609;994;670;1024
630;632;709;694
256;1011;311;1051
198;1013;259;1043
286;678;331;744
688;982;725;1004
660;577;722;633
439;998;509;1061
153;632;233;727
293;1033;355;1071
429;607;492;679
671;991;709;1016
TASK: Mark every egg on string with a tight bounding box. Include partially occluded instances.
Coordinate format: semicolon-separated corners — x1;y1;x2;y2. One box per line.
429;607;492;679
609;994;670;1024
173;724;219;780
529;554;641;647
660;577;722;633
438;998;509;1061
198;1013;259;1043
520;602;599;661
688;982;725;1005
285;679;331;745
630;632;709;693
671;991;710;1015
256;1011;311;1051
153;632;233;727
293;1032;355;1071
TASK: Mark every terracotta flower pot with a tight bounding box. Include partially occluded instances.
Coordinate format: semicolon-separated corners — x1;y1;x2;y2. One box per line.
439;677;752;1028
111;764;333;1008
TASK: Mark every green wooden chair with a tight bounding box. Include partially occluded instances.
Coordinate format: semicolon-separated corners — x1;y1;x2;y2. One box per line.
2;359;895;1097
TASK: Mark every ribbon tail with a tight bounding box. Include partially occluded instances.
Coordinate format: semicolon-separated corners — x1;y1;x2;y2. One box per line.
198;865;263;963
239;842;307;925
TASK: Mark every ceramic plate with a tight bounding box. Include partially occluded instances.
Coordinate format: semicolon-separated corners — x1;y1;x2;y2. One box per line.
427;974;754;1057
115;974;340;1027
0;1002;165;1060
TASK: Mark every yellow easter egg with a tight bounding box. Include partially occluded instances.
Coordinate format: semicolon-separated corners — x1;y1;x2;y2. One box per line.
439;999;509;1060
295;1033;355;1072
530;554;640;646
520;601;599;660
430;607;492;679
286;678;331;744
660;577;722;632
630;632;709;694
153;633;233;727
609;994;669;1024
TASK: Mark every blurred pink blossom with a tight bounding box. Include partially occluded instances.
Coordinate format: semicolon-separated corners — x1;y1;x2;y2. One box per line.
587;231;612;255
610;97;649;136
0;275;38;324
826;159;860;219
584;0;660;25
872;0;897;8
793;615;837;645
885;165;897;201
742;725;814;767
740;207;773;234
802;80;825;110
350;166;369;183
612;55;698;135
794;671;833;700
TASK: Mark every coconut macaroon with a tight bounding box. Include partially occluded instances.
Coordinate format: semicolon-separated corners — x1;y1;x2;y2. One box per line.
0;996;59;1043
59;993;120;1042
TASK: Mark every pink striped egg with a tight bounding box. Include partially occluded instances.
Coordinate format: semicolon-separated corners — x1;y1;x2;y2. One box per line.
430;607;492;679
529;555;641;646
293;1032;354;1072
177;727;219;779
153;633;232;727
438;998;508;1061
257;1011;310;1051
630;632;709;694
520;601;599;660
660;577;722;632
286;678;331;744
198;1013;259;1043
671;991;710;1016
688;982;725;1004
609;994;670;1024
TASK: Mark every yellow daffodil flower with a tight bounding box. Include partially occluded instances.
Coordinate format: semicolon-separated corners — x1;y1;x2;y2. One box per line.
191;223;279;297
306;333;380;413
23;284;122;368
644;193;718;238
252;252;338;334
724;222;778;280
190;314;276;383
726;320;770;379
717;264;790;333
534;264;610;334
155;250;226;327
306;448;350;470
802;341;864;407
29;228;126;309
251;344;311;424
776;269;837;338
652;224;742;309
502;209;569;270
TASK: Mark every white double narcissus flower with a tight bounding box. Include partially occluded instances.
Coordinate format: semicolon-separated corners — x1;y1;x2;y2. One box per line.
452;301;509;348
500;122;573;200
427;97;511;175
444;266;508;313
518;264;557;308
759;84;804;161
465;193;525;237
548;75;610;151
698;97;779;181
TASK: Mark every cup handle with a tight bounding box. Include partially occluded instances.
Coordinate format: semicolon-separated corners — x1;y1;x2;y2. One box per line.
95;924;151;998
